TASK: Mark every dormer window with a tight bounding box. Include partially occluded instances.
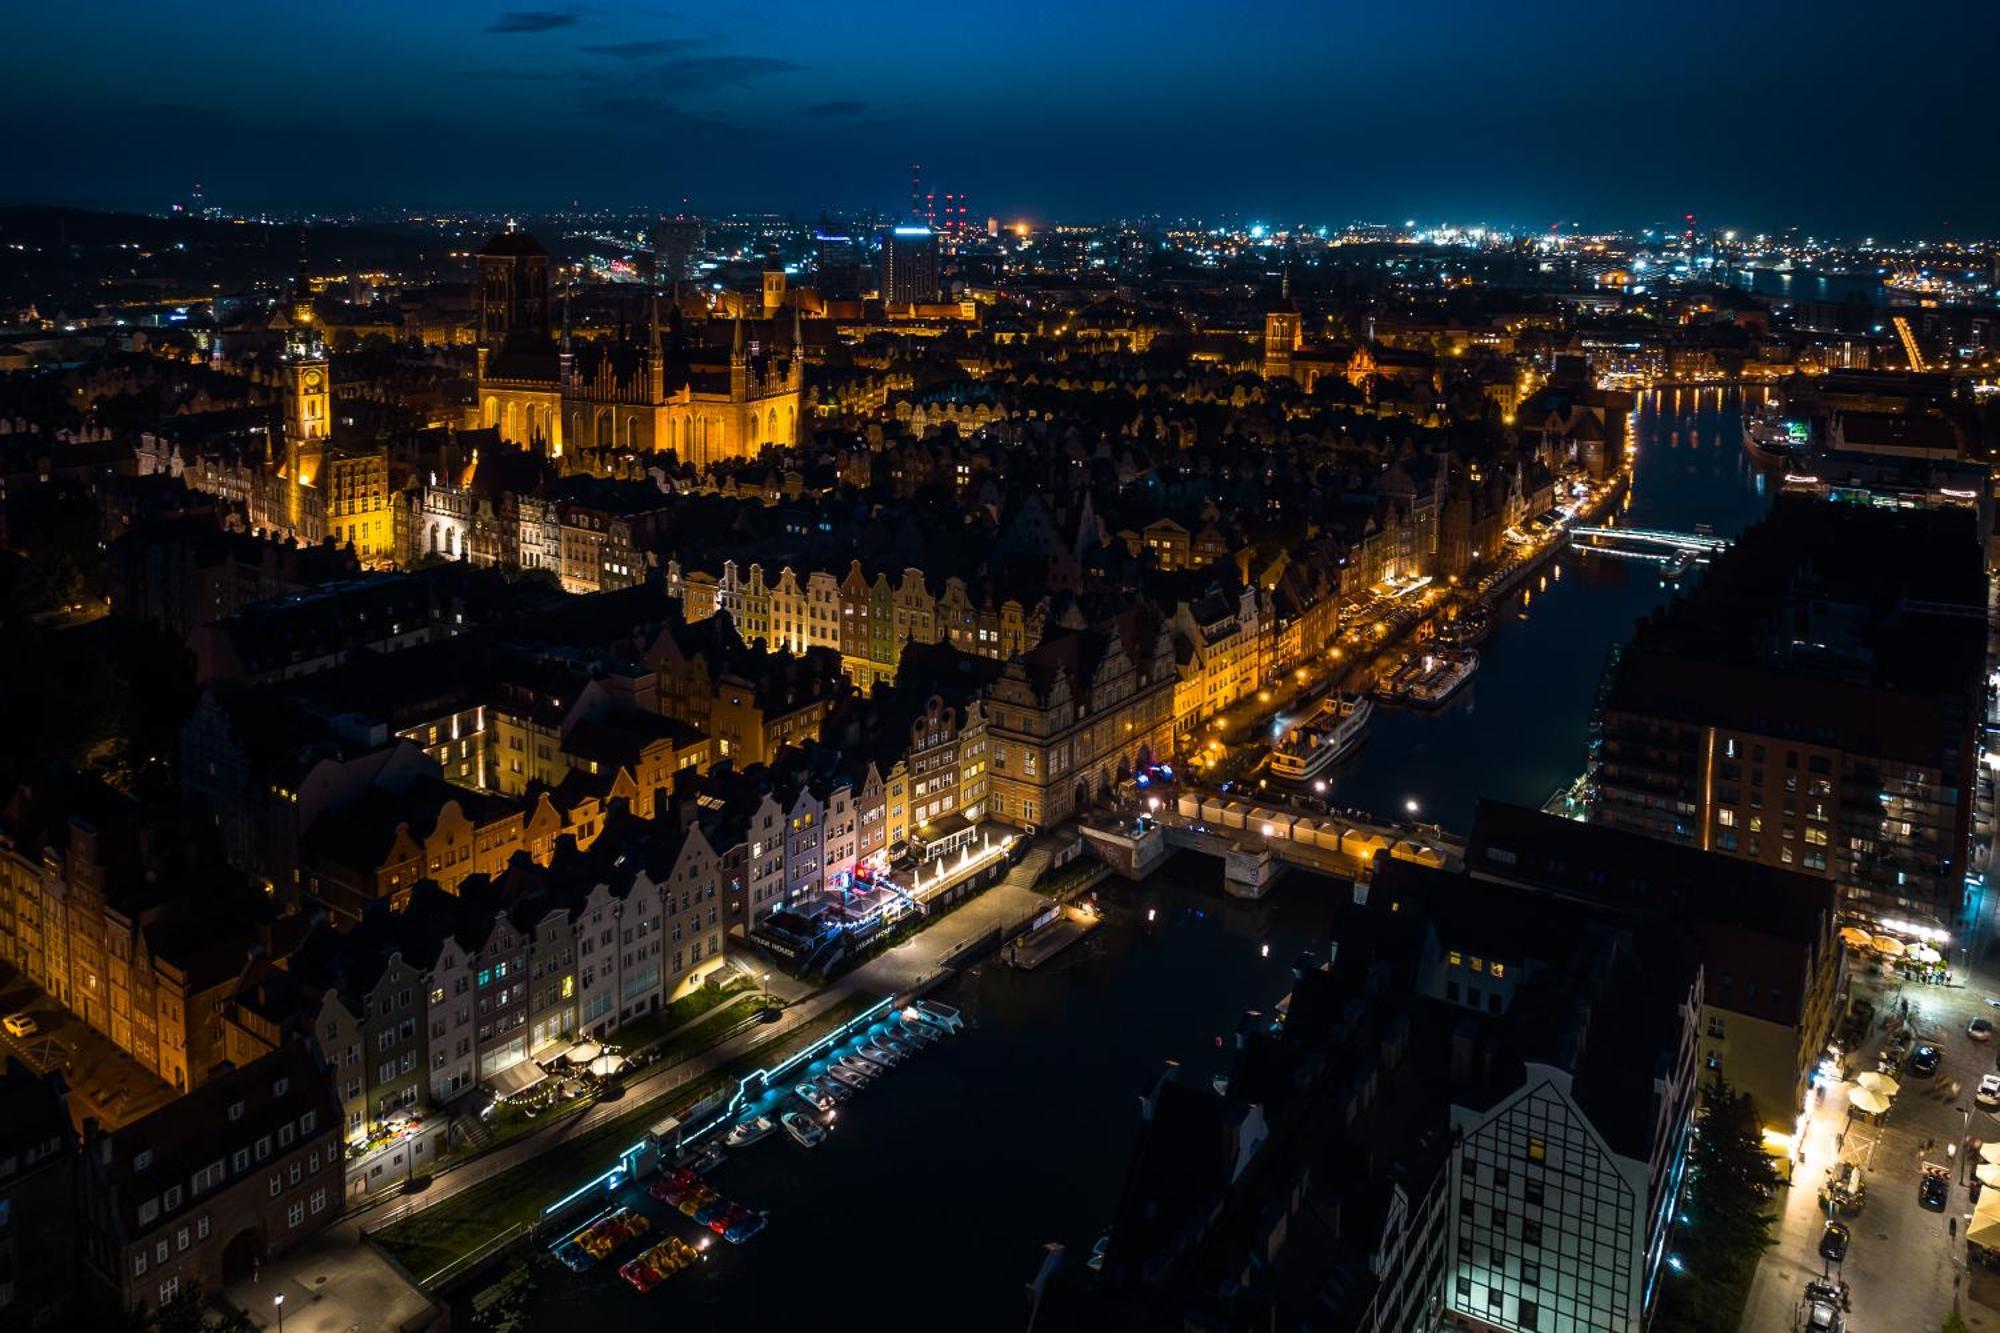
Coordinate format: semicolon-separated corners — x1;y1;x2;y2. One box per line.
273;1077;289;1097
134;1149;154;1171
228;1102;245;1122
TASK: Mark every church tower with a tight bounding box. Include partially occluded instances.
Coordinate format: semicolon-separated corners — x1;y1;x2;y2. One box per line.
282;231;329;534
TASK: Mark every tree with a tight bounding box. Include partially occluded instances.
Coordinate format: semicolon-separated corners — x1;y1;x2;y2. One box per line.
1650;1074;1782;1333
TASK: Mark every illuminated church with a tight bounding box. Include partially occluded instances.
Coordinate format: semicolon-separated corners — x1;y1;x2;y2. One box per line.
470;228;802;472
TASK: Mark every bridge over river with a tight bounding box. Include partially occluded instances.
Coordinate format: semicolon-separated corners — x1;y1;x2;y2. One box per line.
1081;791;1465;898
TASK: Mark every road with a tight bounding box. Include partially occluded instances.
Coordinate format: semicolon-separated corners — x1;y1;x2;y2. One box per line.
1740;969;2000;1333
1738;580;2000;1333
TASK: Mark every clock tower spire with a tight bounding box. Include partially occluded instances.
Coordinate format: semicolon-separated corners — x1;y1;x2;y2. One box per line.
281;226;330;537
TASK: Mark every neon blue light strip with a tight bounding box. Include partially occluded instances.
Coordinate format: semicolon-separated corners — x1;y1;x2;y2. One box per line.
540;1140;649;1222
537;995;900;1223
686;994;899;1142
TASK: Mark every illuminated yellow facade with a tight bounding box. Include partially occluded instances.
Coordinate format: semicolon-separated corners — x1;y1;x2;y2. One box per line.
323;449;394;562
469;229;801;473
280;247;329;537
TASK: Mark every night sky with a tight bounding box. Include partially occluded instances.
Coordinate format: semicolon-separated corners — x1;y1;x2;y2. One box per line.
4;0;1991;233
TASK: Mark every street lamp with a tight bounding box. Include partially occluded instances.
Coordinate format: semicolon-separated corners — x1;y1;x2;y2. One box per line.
274;1293;285;1333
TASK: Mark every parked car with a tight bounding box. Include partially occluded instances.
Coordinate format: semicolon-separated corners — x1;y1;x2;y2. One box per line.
1818;1221;1851;1263
1802;1282;1845;1332
1970;1017;1994;1043
1920;1166;1951;1211
1910;1043;1943;1078
2;1014;37;1039
1979;1074;2000;1110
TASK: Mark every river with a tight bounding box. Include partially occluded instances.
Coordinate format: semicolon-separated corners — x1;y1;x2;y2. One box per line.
510;387;1777;1332
1322;384;1778;831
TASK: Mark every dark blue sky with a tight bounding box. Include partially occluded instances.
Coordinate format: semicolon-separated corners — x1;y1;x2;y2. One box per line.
5;1;1990;233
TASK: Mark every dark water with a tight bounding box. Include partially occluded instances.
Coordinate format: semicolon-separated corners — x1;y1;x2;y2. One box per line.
518;866;1332;1330
517;388;1776;1330
1731;266;1885;307
1322;385;1777;830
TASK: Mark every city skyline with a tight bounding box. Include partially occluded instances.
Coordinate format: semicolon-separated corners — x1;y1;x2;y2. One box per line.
5;0;1995;233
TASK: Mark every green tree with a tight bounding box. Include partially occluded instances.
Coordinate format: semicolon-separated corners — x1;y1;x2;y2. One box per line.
1650;1074;1782;1333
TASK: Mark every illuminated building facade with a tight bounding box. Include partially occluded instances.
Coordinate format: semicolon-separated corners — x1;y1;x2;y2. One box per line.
882;223;941;306
470;229;803;470
983;614;1178;830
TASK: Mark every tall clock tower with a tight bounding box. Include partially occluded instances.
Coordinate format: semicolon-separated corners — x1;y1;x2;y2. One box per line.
282;233;329;535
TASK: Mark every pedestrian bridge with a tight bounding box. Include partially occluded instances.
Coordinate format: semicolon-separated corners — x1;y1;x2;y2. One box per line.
1081;794;1462;898
1569;525;1731;554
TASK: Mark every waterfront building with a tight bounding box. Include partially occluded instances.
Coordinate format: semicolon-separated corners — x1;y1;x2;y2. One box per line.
983;613;1178;830
1166;582;1265;743
1070;824;1704;1332
1464;803;1843;1186
1595;499;1985;932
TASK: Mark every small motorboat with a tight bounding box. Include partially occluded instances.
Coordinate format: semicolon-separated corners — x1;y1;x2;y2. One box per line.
859;1042;901;1067
827;1065;869;1089
896;1021;939;1047
794;1081;836;1112
782;1110;827;1148
724;1115;778;1149
841;1054;885;1078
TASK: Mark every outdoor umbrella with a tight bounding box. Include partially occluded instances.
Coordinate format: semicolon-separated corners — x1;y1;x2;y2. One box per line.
1857;1071;1900;1097
588;1054;626;1077
566;1040;602;1065
1838;926;1873;949
1981;1141;2000;1166
1911;945;1943;964
1969;1210;2000;1250
1872;936;1906;958
1979;1163;2000;1189
1846;1086;1889;1115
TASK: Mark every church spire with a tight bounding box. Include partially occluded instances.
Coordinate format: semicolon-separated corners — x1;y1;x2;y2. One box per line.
560;266;571;353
